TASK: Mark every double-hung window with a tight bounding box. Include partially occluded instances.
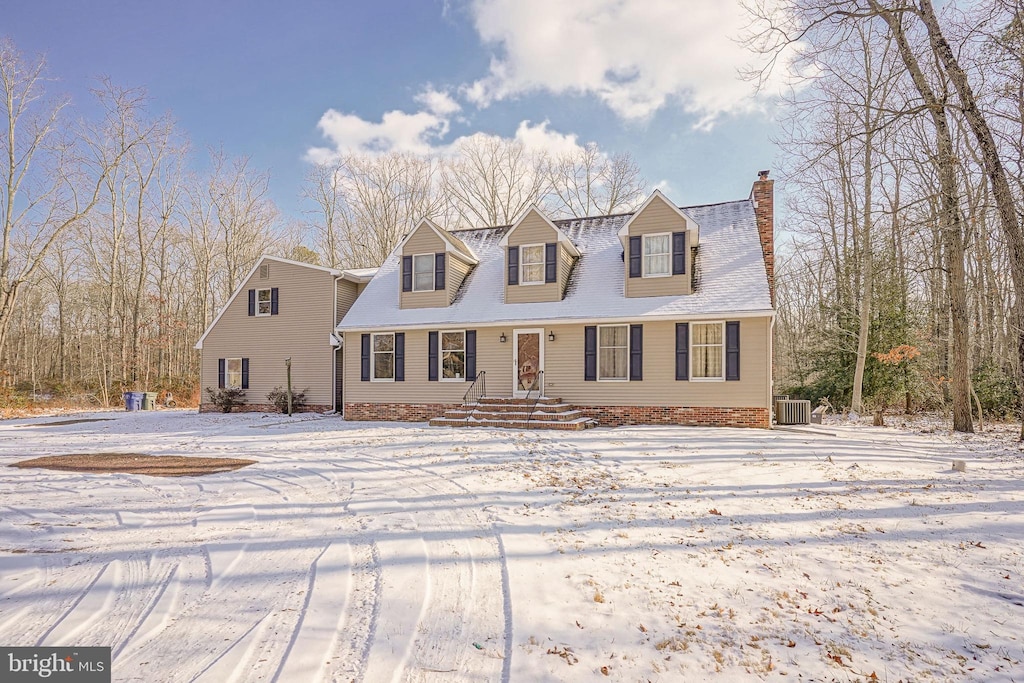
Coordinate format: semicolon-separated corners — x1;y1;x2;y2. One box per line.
643;233;671;277
691;322;724;380
598;325;629;381
520;244;545;284
256;288;272;316
440;331;466;380
372;333;395;381
226;358;243;388
412;254;434;291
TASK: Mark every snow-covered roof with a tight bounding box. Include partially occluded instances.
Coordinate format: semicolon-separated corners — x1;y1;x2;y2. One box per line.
336;199;773;331
340;267;378;283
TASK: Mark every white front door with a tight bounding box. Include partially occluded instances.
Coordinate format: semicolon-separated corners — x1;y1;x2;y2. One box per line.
513;328;544;397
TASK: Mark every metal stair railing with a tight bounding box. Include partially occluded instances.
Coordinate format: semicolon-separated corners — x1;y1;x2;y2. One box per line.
462;371;486;406
524;370;544;424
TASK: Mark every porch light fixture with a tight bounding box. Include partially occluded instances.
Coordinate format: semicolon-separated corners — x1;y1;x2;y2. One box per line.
548;332;556;342
499;333;507;343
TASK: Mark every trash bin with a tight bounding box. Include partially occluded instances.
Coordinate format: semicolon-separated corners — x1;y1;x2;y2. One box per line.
142;392;158;410
124;392;144;411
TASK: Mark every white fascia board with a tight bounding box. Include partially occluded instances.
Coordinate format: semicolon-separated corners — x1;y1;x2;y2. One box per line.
262;254;343;276
335;308;775;333
617;190;700;247
498;205;582;257
339;269;377;284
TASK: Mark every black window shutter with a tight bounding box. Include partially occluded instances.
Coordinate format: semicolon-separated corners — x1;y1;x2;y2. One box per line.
676;323;689;380
507;246;519;285
360;334;370;381
241;358;249;389
545;242;557;283
217;358;225;388
247;289;255;316
434;253;446;291
270;287;279;314
465;330;477;380
402;256;413;292
628;236;641;278
672;231;686;275
395;332;405;382
584;326;597;381
726;321;740;381
428;331;438;382
629;324;643;381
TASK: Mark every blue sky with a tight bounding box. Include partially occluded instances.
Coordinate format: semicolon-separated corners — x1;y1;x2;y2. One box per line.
6;0;784;223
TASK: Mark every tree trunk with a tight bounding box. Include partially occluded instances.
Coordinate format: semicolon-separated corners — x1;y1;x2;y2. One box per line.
915;0;1024;439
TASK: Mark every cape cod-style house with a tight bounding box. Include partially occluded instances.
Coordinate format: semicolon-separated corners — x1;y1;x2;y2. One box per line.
335;172;776;428
197;171;776;428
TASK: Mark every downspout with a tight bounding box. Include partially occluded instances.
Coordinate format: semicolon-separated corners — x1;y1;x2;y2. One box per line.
333;276;340;415
768;315;775;427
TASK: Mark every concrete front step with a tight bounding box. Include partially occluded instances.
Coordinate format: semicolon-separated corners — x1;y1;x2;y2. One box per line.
461;402;577;414
440;409;586;422
428;416;597;430
431;395;596;430
475;396;562;406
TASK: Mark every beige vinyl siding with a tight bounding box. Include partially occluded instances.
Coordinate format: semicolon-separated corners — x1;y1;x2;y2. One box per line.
343;317;771;409
625;195;692;298
447;254;473;304
344;327;513;404
201;259;336;407
558;243;576;297
400;225;447;309
336;279;359;325
504;213;562;304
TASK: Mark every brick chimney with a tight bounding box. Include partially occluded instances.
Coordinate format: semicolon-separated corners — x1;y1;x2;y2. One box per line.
750;170;775;306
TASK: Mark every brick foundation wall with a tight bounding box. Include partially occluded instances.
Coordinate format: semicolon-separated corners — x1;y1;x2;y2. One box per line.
577;405;770;429
344;401;769;428
199;403;332;414
344;402;453;422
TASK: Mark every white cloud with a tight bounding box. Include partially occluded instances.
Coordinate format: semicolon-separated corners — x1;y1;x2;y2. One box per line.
306;108;450;162
307;94;588;162
462;0;784;124
414;87;462;117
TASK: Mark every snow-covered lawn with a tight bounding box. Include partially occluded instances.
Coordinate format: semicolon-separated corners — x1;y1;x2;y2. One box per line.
1;412;1022;682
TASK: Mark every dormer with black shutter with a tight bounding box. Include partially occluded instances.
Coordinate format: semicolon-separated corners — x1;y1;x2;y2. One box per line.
397;218;478;309
617;190;699;298
499;206;581;304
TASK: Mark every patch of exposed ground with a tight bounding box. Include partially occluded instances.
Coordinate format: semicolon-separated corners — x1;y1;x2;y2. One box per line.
9;452;255;476
19;418;114;427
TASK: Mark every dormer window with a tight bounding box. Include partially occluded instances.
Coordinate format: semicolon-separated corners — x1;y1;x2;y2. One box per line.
643;233;671;277
520;244;545;284
412;254;435;291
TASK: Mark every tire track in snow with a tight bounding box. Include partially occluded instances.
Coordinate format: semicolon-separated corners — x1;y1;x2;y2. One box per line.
272;542;353;683
344;447;510;682
37;560;121;646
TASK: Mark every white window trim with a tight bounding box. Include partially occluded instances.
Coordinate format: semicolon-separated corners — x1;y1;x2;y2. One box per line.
439;329;467;382
226;357;243;388
690;321;726;382
411;253;435;292
596;323;630;382
519;243;546;286
370;332;396;383
642;232;672;279
255;287;273;316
